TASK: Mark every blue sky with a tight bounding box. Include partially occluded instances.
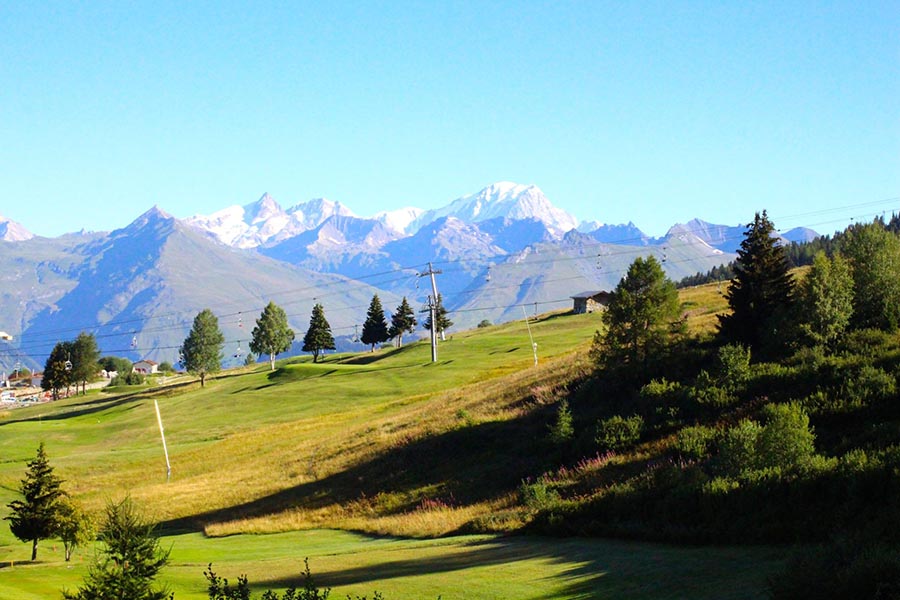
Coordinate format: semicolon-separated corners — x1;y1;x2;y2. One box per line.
1;1;897;238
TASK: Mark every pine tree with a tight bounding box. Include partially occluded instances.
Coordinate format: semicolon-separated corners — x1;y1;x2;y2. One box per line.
718;211;795;351
302;303;335;363
180;309;225;388
63;497;172;600
6;443;66;561
422;294;453;340
598;255;681;369
389;296;417;348
249;301;295;371
361;294;390;352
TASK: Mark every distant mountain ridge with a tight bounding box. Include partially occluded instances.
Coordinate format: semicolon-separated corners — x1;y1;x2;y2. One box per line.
0;184;823;371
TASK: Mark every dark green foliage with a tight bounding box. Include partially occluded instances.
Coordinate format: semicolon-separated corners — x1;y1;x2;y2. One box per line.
422;293;453;338
250;301;295;371
677;262;735;288
158;361;175;373
519;478;561;512
5;443;66;560
99;356;132;376
302;303;335;363
181;308;225;388
111;371;145;386
547;399;574;445
718;211;795;353
71;331;101;395
839;221;900;331
477;319;492;328
361;295;390;352
205;558;333;599
597;255;681;371
64;498;172;600
42;340;75;400
388;296;417;347
595;415;643;452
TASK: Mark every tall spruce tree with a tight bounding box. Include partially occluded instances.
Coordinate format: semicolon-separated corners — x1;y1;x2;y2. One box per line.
302;303;335;363
389;296;417;348
6;443;66;560
361;294;390;352
180;309;225;388
718;211;795;351
249;301;295;371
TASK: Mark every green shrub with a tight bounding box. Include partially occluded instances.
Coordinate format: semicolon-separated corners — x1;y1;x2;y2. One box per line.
690;371;737;411
595;415;644;452
110;372;145;386
674;425;718;461
757;402;816;469
717;419;763;476
519;478;561;512
844;365;896;406
715;343;751;390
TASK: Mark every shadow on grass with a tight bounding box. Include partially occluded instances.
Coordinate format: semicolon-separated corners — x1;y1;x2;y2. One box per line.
159;404;557;533
262;536;610;595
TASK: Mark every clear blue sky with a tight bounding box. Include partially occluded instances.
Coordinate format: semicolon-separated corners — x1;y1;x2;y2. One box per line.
1;1;897;238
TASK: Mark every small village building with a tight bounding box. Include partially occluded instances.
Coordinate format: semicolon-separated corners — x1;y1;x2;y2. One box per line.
132;360;158;375
571;290;611;314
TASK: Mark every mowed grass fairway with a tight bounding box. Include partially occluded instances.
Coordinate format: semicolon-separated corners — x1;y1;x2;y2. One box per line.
0;528;783;599
0;289;785;597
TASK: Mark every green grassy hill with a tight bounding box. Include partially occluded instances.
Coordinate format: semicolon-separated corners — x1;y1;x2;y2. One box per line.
0;290;796;598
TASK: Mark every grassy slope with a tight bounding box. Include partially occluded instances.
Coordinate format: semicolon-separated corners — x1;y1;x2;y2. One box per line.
0;286;785;598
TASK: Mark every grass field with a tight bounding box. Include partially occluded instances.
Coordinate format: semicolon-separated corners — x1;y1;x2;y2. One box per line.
0;528;784;599
0;287;783;598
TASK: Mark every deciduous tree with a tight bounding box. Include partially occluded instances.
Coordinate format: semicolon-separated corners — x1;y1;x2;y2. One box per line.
249;301;295;371
839;221;900;331
6;443;66;560
361;294;389;352
43;341;75;400
180;309;225;388
302;303;335;363
796;251;854;348
71;331;101;395
56;496;94;562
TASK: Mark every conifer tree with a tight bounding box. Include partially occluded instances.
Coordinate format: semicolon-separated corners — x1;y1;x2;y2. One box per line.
389;296;417;348
6;443;66;561
180;309;225;388
361;294;389;352
249;301;295;371
302;303;335;363
598;255;681;369
42;341;75;400
718;211;794;351
63;498;172;600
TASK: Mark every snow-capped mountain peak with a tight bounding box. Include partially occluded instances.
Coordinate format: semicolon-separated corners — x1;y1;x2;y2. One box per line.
0;213;34;242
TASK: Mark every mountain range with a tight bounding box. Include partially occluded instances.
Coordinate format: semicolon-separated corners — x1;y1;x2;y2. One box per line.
0;183;817;370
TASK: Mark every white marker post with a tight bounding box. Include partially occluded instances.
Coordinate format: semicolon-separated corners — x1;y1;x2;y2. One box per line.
154;399;171;481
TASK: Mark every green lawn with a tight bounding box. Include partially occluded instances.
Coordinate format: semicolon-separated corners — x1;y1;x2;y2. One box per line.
0;528;785;599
